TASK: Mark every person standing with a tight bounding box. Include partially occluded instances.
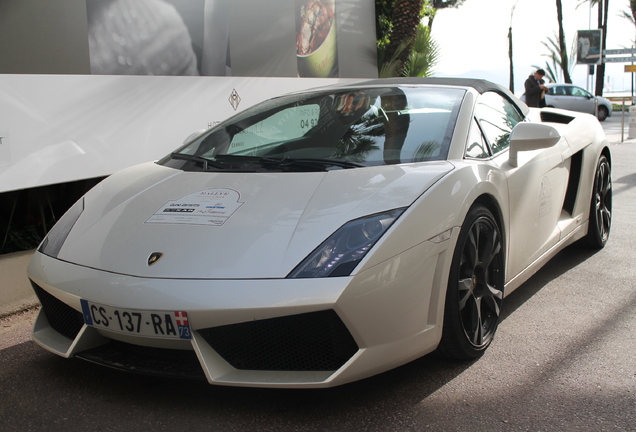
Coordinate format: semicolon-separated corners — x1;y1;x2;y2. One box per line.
524;69;549;108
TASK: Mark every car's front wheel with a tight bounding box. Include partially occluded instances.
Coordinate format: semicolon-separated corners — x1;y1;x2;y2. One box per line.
583;154;612;248
436;205;504;360
597;106;608;121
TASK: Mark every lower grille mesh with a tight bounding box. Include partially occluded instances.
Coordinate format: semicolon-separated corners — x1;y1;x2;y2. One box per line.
76;341;206;380
199;310;359;371
31;281;84;340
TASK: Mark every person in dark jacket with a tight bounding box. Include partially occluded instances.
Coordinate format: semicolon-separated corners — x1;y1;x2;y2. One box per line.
524;69;548;107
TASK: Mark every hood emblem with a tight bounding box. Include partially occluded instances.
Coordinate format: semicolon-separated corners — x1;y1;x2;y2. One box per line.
148;252;164;266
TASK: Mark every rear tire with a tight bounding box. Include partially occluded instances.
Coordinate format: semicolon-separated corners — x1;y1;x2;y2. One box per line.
597;106;608;122
584;155;612;248
436;205;504;360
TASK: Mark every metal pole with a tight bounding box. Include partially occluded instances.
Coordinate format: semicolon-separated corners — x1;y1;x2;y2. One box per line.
622;97;625;143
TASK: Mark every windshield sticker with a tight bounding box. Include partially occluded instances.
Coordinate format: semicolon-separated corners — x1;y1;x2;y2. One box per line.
145;188;244;227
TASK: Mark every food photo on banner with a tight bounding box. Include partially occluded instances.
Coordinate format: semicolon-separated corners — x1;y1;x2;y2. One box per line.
85;0;377;78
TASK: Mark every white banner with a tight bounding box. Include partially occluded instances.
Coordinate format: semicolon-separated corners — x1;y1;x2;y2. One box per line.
0;75;356;193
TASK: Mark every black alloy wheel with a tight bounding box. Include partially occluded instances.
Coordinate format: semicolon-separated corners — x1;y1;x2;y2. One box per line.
584;155;612;248
597;106;608;122
437;205;504;360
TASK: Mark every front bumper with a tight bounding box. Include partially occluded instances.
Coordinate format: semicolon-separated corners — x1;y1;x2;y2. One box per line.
28;240;452;388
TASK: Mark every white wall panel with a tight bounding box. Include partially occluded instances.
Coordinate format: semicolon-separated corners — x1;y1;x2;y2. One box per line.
0;75;356;192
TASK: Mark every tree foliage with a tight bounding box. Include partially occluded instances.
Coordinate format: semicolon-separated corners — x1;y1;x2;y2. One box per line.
534;35;576;83
384;0;425;67
619;0;636;44
375;0;463;77
404;25;440;77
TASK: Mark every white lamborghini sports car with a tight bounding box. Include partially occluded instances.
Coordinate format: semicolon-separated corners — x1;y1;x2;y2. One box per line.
28;78;612;388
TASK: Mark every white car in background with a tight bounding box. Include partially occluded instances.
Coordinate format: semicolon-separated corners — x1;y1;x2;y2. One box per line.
28;78;612;388
544;84;613;121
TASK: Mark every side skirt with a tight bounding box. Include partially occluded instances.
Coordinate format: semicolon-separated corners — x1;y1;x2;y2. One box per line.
503;221;587;297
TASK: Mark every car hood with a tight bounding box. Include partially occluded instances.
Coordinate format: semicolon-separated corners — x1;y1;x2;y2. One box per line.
57;161;453;279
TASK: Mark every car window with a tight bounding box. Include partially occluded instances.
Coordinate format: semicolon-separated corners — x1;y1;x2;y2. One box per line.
474;92;524;155
570;87;590;97
549;86;567;96
465;119;490;159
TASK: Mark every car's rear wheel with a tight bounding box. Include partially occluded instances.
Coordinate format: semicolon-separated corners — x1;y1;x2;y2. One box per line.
584;154;612;248
597;106;608;121
437;205;504;360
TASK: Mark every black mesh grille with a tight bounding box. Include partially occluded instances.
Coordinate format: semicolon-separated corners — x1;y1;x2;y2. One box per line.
199;310;359;371
31;281;84;340
76;340;206;380
541;111;574;124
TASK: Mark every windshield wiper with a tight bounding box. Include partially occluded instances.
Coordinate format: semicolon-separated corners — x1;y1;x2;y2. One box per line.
279;158;365;170
170;153;230;170
213;154;364;171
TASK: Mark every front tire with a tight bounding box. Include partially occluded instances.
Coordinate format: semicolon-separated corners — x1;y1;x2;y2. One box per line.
584;155;612;248
437;205;504;360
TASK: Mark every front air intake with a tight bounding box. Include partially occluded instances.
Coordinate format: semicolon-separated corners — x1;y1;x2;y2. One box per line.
31;281;85;340
199;310;359;371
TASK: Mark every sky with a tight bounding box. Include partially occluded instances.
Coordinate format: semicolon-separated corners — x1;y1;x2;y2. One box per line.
431;0;635;97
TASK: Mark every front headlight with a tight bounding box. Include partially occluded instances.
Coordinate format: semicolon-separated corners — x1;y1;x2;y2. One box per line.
38;197;85;258
288;208;405;278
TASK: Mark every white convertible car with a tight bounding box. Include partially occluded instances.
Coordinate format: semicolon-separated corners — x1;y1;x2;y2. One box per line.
28;78;612;388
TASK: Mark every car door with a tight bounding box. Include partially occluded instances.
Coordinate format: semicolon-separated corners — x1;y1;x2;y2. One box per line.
567;86;596;115
473;92;570;281
546;85;571;110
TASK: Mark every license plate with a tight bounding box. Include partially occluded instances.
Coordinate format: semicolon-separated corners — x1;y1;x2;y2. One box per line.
80;299;192;340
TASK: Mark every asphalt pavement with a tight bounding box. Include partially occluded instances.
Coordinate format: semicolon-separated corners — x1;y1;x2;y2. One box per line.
0;112;634;431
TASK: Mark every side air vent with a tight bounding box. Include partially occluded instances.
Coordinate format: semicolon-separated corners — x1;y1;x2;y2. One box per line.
563;150;583;215
31;281;85;340
541;111;574;124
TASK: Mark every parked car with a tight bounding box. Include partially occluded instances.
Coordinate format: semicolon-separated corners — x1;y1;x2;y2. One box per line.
28;78;612;388
523;83;612;121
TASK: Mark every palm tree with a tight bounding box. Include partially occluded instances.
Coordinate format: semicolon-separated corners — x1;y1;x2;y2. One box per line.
404;25;440;77
534;34;577;83
375;0;463;77
555;0;573;83
384;0;425;69
377;23;439;78
595;0;609;95
619;0;636;44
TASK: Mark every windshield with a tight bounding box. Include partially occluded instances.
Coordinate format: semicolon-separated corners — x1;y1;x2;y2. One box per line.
159;86;465;172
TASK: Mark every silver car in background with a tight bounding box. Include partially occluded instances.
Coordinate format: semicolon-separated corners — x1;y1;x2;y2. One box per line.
544;84;612;121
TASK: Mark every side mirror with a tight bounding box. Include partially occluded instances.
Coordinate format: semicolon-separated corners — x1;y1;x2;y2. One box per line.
509;122;561;167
